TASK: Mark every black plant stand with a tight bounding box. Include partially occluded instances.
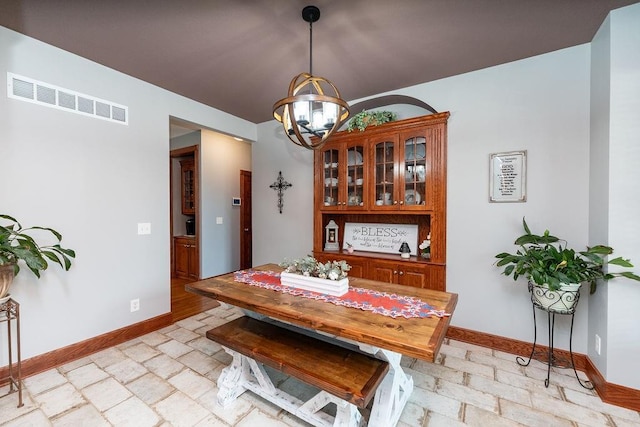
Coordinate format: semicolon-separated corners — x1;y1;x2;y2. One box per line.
516;282;593;389
0;297;23;407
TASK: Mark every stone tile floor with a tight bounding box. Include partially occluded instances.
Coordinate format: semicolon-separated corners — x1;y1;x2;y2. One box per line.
1;304;639;426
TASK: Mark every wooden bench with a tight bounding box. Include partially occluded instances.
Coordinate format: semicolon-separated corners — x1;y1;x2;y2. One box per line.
207;316;389;427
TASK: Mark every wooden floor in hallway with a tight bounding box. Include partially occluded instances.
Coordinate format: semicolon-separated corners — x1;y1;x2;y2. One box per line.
171;276;219;322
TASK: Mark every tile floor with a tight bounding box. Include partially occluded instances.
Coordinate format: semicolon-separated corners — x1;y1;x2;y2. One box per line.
1;304;639;427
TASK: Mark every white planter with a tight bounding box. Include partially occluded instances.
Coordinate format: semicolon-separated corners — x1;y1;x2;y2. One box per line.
530;282;581;313
0;263;15;301
280;272;349;296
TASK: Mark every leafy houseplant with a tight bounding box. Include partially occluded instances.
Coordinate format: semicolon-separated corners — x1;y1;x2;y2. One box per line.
347;110;397;132
495;218;640;294
1;214;76;298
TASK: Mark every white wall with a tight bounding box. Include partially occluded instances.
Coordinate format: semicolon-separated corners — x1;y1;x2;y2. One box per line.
199;130;252;278
252;121;315;266
0;25;255;362
600;3;640;388
589;11;612;379
420;47;592;349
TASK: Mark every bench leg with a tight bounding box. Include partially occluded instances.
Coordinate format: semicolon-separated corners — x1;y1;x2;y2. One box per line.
368;350;413;427
216;347;253;406
299;391;362;427
217;347;361;427
333;399;363;427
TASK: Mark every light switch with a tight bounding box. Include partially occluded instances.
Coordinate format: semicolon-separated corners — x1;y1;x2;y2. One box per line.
137;222;151;235
216;217;223;225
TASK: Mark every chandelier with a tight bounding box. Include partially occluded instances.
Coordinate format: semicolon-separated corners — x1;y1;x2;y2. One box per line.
272;5;350;150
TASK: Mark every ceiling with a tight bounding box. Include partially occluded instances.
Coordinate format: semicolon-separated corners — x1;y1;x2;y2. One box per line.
2;0;636;125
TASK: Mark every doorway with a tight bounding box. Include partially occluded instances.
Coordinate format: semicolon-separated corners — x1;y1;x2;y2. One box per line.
169;145;218;321
240;170;252;269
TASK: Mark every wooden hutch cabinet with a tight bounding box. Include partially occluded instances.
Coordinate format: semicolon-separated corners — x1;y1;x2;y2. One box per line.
180;158;195;215
313;113;449;291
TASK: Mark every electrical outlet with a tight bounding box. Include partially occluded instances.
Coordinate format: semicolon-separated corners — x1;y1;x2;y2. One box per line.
137;223;151;235
130;298;140;312
595;334;601;355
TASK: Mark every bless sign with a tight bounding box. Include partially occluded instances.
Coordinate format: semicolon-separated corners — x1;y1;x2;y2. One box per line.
343;222;419;255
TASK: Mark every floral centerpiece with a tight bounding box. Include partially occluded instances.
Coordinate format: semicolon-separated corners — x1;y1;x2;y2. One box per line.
279;256;351;296
280;256;350;280
419;233;431;259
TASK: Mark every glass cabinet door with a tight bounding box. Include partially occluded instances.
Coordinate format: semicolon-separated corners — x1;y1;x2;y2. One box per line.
374;139;396;207
180;159;195;215
322;148;339;207
345;144;365;207
403;136;427;207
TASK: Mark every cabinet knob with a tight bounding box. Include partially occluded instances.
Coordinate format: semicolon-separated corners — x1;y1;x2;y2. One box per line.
399;200;404;205
393;270;398;275
399;271;404;276
394;201;398;205
244;228;249;232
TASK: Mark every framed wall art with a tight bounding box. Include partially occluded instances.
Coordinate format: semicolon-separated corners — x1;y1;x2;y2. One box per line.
489;150;527;203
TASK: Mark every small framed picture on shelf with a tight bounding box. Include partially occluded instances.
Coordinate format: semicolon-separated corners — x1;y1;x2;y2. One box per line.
489;150;527;203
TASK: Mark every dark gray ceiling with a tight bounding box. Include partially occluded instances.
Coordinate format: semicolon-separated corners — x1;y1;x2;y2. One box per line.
2;0;636;124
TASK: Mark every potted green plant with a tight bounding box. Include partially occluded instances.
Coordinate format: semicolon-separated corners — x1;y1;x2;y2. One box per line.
347;110;397;132
0;214;76;300
495;218;640;311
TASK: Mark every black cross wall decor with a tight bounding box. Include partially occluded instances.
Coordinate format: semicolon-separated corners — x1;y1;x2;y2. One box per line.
269;171;292;214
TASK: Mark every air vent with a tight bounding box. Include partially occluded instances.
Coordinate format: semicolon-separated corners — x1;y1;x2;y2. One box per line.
77;96;94;114
58;91;76;109
37;85;56;104
96;101;111;118
112;106;126;122
7;72;128;125
12;78;34;99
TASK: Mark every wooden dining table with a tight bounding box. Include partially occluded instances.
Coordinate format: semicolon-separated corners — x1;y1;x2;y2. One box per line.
187;263;458;427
